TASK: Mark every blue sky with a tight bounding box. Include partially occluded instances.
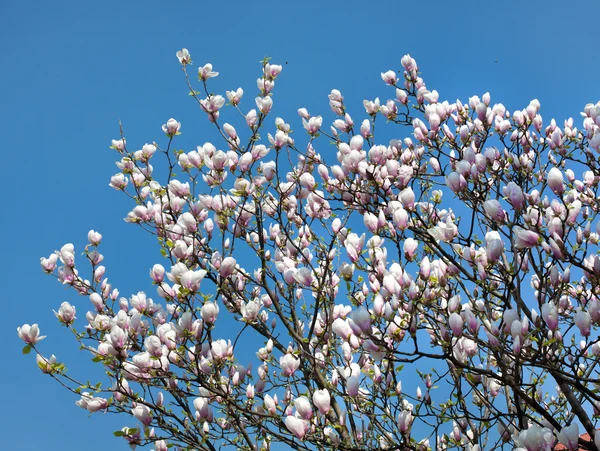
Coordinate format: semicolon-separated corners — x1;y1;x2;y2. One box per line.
3;1;600;450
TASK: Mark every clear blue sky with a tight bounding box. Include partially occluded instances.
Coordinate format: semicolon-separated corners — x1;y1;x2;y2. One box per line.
3;1;599;450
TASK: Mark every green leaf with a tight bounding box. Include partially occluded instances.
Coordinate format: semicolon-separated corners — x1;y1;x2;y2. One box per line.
22;345;31;355
113;431;124;437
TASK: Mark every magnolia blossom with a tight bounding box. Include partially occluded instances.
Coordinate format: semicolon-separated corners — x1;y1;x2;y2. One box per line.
162;118;181;136
26;48;600;451
302;116;322;135
397;410;413;433
36;354;57;374
201;302;219;324
312;389;331;415
346;375;359;396
76;393;109;413
17;324;46;345
574;309;592;336
504;182;525;211
87;229;102;245
132;404;152;426
403;238;419;260
294;396;313;420
176;48;191;65
54;301;76;325
557;423;579;450
198;63;219;81
486;230;504;262
449;312;464;337
284;415;310;440
256;97;273;114
516;425;553;451
547;167;565;195
226;87;244;105
280;354;300;377
483;199;505;223
513;226;540;249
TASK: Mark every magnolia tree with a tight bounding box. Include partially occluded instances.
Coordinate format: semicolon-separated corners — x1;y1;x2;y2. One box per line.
19;47;600;451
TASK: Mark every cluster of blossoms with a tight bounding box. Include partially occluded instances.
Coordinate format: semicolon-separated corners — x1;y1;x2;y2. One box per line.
19;48;600;451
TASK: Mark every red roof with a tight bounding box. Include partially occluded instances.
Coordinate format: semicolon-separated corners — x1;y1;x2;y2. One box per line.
554;433;592;450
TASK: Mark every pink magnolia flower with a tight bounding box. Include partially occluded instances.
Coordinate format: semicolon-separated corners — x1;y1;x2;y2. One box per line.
280;354;300;377
541;302;558;330
193;397;212;421
346;375;359;396
241;300;260;323
264;394;277;415
299;172;316;190
255;97;273;114
109;173;128;190
446;172;467;193
483;199;506;223
76;392;109;413
162;118;181;137
176;48;191;65
574;309;592;336
201;302;220;324
87;230;102;246
393;207;409;230
206;150;228;171
381;70;397;85
364;212;379;233
312;389;331;415
200;95;225;114
517;424;553;451
429;216;458;243
547;167;565;195
345;233;365;263
109;325;128;350
332;318;353;340
294;396;313;420
557;423;579;450
360;119;371;137
284;415;310;440
513;226;540;249
150;264;165;283
246;109;258;127
449;312;464;337
219;257;237;277
264;63;282;79
144;335;163;357
486;231;504;262
302;116;323;135
54;301;76;325
198;63;219;81
226;87;244;105
399;187;415;210
211;339;231;362
503;182;525;211
132;405;152;426
17;324;46;345
130;291;148;312
397;410;413;433
297;108;310;119
349;306;371;335
36;354;57;374
40;253;58;273
180;270;207;292
403;238;419;260
294;267;314;287
401;54;416;71
363;97;380;115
